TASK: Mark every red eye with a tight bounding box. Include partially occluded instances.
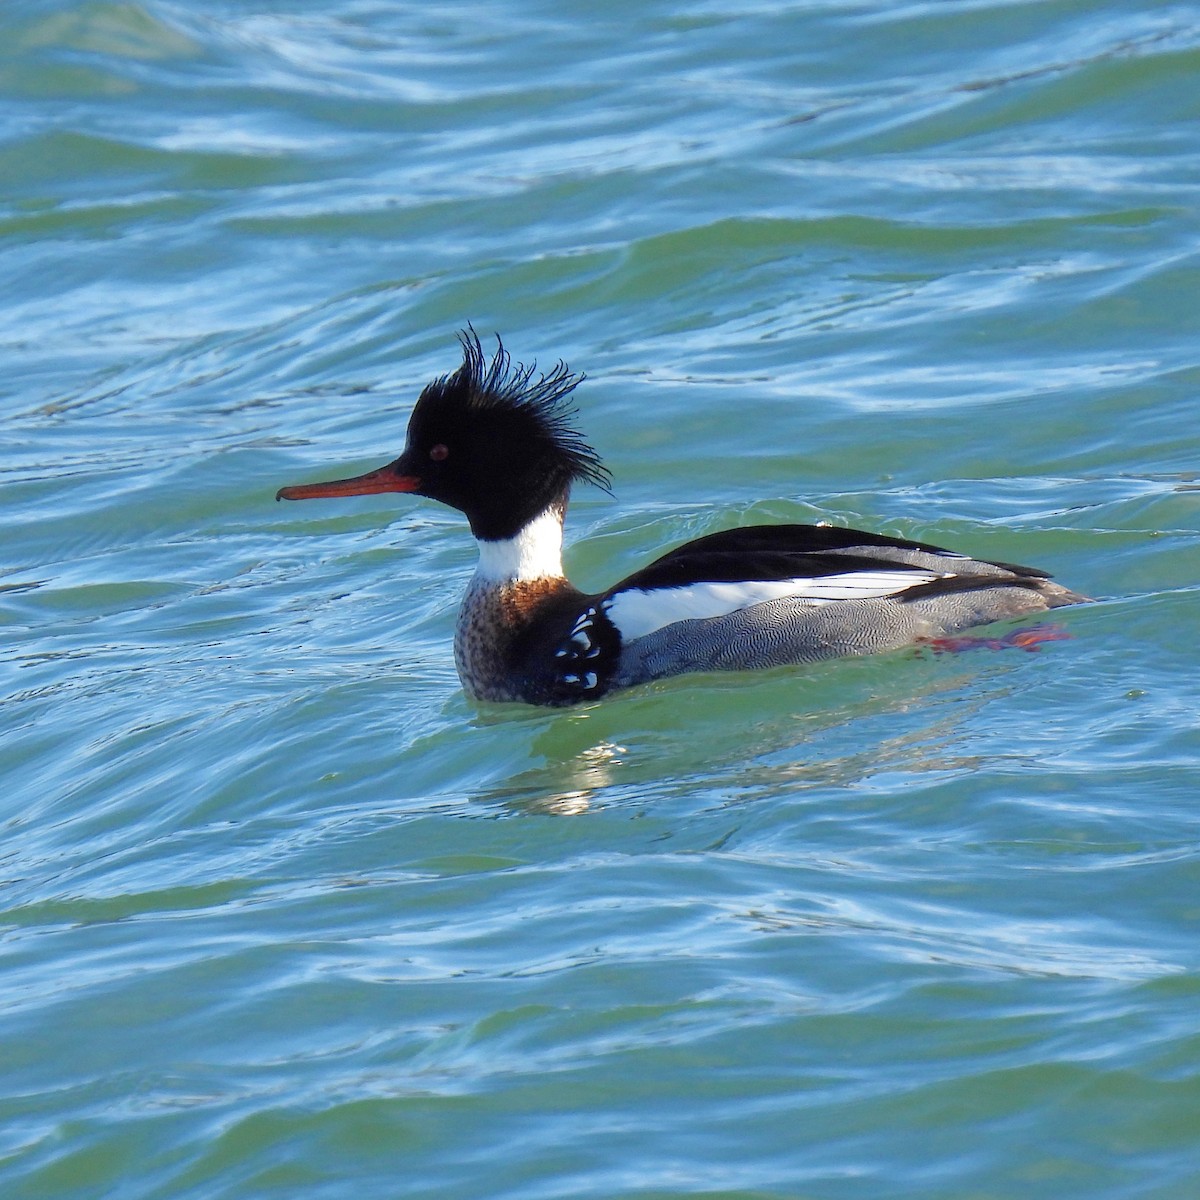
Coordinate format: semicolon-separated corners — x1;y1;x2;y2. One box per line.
429;443;449;462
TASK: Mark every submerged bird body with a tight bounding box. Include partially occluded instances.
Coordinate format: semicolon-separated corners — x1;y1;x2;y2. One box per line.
278;333;1083;706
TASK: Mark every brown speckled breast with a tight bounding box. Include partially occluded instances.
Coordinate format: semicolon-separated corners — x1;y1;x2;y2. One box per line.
453;575;582;702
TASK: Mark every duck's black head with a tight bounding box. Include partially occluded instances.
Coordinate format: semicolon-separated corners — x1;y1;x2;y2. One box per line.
277;330;610;540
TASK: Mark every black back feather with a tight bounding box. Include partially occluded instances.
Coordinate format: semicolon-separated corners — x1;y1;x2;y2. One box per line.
603;523;1053;599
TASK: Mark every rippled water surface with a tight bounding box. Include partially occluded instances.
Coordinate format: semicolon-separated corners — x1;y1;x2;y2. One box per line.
4;2;1200;1197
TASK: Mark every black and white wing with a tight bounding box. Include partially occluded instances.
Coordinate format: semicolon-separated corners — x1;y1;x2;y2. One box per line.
536;523;1059;701
598;523;1049;643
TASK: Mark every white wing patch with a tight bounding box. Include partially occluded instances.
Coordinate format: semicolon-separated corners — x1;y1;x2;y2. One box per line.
605;570;947;642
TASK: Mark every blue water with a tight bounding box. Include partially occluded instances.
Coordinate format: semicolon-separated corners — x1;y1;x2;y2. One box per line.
3;2;1200;1197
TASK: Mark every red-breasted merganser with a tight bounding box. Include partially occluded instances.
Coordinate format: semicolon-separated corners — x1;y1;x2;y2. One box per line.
277;331;1085;706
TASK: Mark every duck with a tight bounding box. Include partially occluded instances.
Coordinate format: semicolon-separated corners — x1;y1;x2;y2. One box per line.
277;330;1085;706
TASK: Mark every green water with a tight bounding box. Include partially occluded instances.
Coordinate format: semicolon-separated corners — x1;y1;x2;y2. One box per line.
3;2;1200;1197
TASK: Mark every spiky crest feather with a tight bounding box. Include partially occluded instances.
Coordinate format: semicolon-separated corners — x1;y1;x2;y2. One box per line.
423;328;611;493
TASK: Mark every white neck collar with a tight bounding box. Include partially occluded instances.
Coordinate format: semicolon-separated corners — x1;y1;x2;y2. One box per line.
474;507;565;583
